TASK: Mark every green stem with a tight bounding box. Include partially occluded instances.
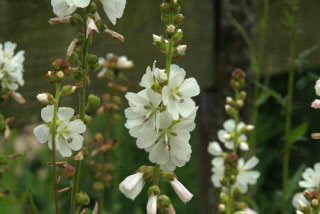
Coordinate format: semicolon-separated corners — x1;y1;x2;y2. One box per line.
226;184;233;214
281;1;297;213
153;164;160;186
70;24;90;214
165;38;174;80
52;83;61;214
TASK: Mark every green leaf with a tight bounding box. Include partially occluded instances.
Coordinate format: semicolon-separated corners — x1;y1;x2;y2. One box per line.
255;81;286;107
286;164;306;202
29;191;38;214
295;44;320;68
256;93;270;106
289;122;308;145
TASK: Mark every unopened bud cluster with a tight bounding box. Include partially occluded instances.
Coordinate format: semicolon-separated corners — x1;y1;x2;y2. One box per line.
153;0;187;59
220;153;239;186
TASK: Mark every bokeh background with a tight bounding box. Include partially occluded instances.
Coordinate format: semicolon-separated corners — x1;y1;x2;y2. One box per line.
1;0;320;213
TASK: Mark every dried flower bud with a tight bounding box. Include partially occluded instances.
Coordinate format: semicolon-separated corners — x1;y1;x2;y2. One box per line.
62;164;75;179
61;85;77;96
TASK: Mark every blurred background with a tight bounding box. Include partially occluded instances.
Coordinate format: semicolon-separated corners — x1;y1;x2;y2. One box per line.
0;0;320;213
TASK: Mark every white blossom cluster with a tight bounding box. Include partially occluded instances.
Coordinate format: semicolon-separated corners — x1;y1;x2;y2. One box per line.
0;41;25;91
51;0;126;25
97;53;134;78
292;163;320;213
33;105;86;157
208;142;260;194
125;61;200;171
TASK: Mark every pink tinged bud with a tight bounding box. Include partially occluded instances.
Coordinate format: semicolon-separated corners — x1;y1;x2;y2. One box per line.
4;125;11;142
239;142;249;151
170;178;193;203
315;79;320;96
10;91;25;104
177;45;187;55
94;12;101;21
67;38;78;58
86;18;99;38
147;195;157;214
49;16;71;25
311;99;320;109
104;26;124;42
119;172;145;200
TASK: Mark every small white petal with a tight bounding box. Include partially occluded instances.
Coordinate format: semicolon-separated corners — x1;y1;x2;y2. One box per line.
57;107;75;121
33;124;50;143
41;105;54;122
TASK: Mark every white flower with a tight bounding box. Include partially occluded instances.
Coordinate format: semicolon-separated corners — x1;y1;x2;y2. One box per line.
0;41;25;91
208;142;225;187
208;141;223;156
86;17;99;38
243;208;257;214
239;142;249;151
292;192;309;209
125;89;161;139
100;0;126;25
117;56;134;69
299;163;320;189
51;0;90;18
147;195;157;214
119;172;144;200
170;178;193;203
144;109;197;171
315;79;320;96
140;61;168;88
33;105;86;157
311;99;320;109
162;64;200;120
235;156;260;193
217;119;248;150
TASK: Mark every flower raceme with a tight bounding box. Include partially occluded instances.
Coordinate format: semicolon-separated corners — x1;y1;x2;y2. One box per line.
33;105;86;157
51;0;126;25
125;62;199;171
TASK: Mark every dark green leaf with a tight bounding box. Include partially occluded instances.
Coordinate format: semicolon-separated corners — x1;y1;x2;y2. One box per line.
289;122;308;145
29;191;38;214
255;82;286;107
286;164;306;201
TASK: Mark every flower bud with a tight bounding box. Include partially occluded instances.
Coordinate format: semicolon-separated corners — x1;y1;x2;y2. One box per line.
70;14;83;26
0;114;5;131
158;195;171;208
160;2;170;13
49;16;71;25
88;94;101;108
148;185;161;196
239;142;249;151
119;172;145;200
236;99;244;108
85;54;99;66
240;91;247;99
218;204;226;212
162;171;175;182
76;191;90;205
56;71;65;80
147;194;157;214
61;85;77;96
312;199;319;208
315;79;320;96
311;99;320;109
176;45;187;55
170;178;193;203
10;91;26;104
219;192;228;203
153;34;162;43
86;17;99;38
167;24;176;34
62;164;75;179
174;14;184;26
37;93;53;104
298;200;307;210
88;2;97;14
67;38;77;58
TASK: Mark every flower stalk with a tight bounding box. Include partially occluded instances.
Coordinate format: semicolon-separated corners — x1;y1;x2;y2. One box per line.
281;0;297;212
52;83;62;214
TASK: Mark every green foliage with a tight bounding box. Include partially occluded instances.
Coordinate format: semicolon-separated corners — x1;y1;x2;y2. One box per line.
289;122;308;146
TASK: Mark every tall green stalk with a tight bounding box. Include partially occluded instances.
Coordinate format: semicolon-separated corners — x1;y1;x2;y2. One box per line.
70;11;90;214
52;83;61;214
281;0;297;213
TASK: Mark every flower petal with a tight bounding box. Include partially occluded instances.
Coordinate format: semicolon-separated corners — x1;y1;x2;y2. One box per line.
179;77;200;97
57;107;74;121
72;0;90;8
33;124;50;143
68;119;86;133
41;105;54;122
67;133;83;150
